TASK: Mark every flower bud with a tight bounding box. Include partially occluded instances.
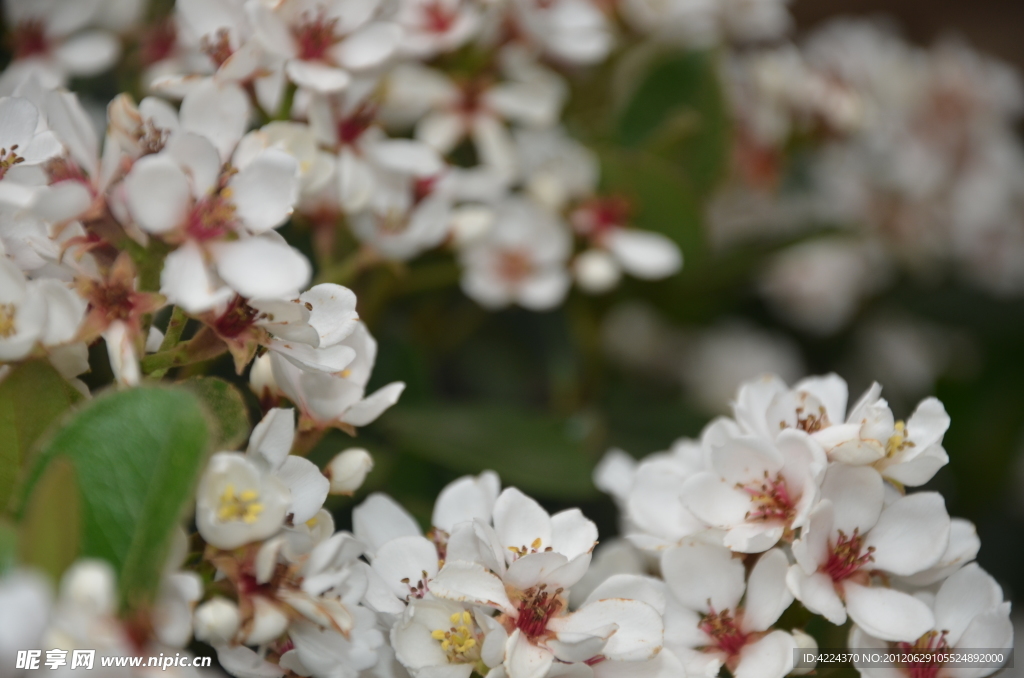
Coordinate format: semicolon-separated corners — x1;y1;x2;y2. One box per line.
245;596;289;645
249;353;279;407
574;249;621;294
193;597;241;645
325;448;373;495
791;628;818;675
60;560;117;618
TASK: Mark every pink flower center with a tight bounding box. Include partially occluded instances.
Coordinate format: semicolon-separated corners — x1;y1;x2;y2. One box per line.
294;11;340;61
201;28;233;69
337;105;377;145
400;570;432;600
896;631;950;678
700;606;749;658
12;20;48;59
420;0;457;33
742;473;795;523
214;297;257;339
188;193;237;241
142;19;177;66
514;584;564;640
497;250;534;284
823;529;875;583
570;196;630;240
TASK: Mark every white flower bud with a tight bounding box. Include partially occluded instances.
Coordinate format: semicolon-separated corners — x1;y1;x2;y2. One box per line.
249;353;278;399
325;448;373;495
60;560;117;618
790;628;818;675
245;596;289;645
574;249;621;294
193;597;241;645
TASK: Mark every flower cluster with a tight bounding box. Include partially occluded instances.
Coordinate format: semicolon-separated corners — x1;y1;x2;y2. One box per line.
596;373;1013;678
5;372;1011;678
712;19;1024;333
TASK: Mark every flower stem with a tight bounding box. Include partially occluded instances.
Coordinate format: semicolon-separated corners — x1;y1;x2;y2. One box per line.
142;326;227;376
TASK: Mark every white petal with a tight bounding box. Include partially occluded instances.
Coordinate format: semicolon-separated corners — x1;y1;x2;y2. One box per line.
165;131;222;199
215;645;285;678
493;487;553;555
821;464;884;535
367;138;443;177
334;22;401;70
373;535;440;598
180;80;250;161
661;541;745;613
785;567;846;625
605;229;682;279
741;549;793;633
433;472;501;533
0;97;38;149
551;508;598;560
554;598;663;662
517;268;571;311
270;339;356;373
711;435;783;484
733;630;796;678
842;582;935;642
248;408;296;469
504;629;554;678
416;111;464;154
864;492;950;576
430;561;513;612
299;283;358;347
933;563;1003;645
54;31;120;76
125;154;190;233
160;242;234;313
211;237;311;300
277;456;330;524
352;492;421;553
340;381;405;426
682;473;752;529
286;60;351;93
906;397;950;448
229;149;299;233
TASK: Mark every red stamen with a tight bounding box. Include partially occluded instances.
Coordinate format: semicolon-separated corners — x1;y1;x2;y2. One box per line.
11;20;48;59
700;606;749;657
294;11;340;61
823;529;875;583
514;585;564;639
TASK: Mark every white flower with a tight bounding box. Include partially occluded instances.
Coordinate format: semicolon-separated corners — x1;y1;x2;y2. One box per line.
0;0;121;95
459;197;572;311
235;121;335;198
269;321;405;430
849;563;1013;678
426;488;663;678
509;0;613;66
152;529;204;648
245;408;331;525
514;126;597;212
682;427;827;553
250;0;402;94
382;52;566;181
0;257;86;362
0;568;52;672
661;543;797;678
123;130;307;312
0;97;62;182
391;599;498;677
786;465;951;641
390;0;480;59
570;197;683;286
195;451;292;550
734;374;951;486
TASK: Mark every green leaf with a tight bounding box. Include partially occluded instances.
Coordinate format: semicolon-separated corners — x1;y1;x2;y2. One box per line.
18;459;80;583
377;404;598;499
617;50;730;197
0;360;83;511
181;376;251;450
16;387;210;607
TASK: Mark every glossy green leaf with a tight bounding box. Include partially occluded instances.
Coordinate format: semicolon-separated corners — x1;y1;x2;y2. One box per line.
0;360;83;511
181;376;251;450
378;405;598;499
16;387;209;607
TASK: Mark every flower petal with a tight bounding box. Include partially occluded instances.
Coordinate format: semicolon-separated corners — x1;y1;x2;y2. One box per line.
842;582;935;642
864;492;950;576
661;541;745;613
211;236;311;300
125;154;191;233
229;149;299;233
